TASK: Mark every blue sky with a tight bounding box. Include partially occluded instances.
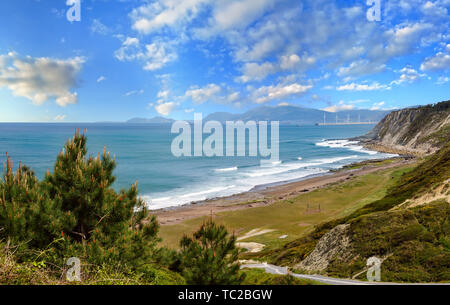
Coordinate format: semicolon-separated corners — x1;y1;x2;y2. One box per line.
0;0;449;122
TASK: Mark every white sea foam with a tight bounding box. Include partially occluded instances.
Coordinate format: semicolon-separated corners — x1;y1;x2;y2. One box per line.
215;167;238;172
245;162;309;178
147;185;238;209
145;165;330;210
316;139;378;155
144;139;391;210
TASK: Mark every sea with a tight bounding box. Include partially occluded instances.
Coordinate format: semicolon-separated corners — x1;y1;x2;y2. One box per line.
0;123;396;210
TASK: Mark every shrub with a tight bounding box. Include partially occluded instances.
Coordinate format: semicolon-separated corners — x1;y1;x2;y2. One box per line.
179;220;244;285
0;131;160;273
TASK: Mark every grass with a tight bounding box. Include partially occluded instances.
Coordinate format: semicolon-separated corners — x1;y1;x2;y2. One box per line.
344;141;450;221
418;123;450;148
326;200;450;282
159;164;413;250
240;268;324;285
0;243;186;285
339;158;399;170
257;142;450;282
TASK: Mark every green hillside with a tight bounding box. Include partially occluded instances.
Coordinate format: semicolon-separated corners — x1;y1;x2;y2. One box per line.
262;142;450;282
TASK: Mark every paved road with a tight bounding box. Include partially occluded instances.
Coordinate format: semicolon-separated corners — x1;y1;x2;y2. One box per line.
241;263;449;285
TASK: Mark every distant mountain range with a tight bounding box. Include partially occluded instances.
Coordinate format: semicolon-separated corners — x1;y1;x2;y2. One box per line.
126;117;175;124
127;105;394;125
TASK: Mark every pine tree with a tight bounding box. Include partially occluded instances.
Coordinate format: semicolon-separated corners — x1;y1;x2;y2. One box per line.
1;131;160;269
179;219;244;285
0;154;74;254
43;130;160;266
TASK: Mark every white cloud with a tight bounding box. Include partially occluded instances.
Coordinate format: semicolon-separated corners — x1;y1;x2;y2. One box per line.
194;0;277;39
124;37;139;46
124;89;144;96
185;84;221;104
370;101;386;111
322;101;355;112
0;52;84;106
237;54;315;83
97;76;106;83
114;38;177;71
391;66;426;85
420;52;450;71
157;90;170;100
338;60;386;78
122;0;446;86
236;62;277;83
131;0;210;34
143;43;178;71
54;114;67;121
280;54;301;70
155;102;176;116
436;76;449;84
336;82;391;91
91;19;110;35
226;92;240;103
421;1;448;17
278;102;291;107
114;37;143;62
370;23;434;61
251;82;312;104
185;108;195;113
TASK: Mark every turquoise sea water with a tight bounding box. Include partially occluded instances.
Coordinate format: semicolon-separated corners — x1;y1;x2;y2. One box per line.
0;123;395;209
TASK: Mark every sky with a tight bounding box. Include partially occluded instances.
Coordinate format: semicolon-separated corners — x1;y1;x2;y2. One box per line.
0;0;449;122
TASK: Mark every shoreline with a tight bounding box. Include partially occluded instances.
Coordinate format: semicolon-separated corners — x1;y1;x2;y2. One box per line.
154;156;415;226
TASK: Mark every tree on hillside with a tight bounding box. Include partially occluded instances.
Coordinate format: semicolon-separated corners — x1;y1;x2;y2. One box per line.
0;155;74;252
42;130;160;266
0;131;160;269
179;219;244;285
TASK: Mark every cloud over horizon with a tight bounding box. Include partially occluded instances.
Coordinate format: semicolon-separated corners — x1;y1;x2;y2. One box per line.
0;52;84;107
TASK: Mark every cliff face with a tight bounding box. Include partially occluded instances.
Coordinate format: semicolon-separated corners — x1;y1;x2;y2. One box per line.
357;100;450;155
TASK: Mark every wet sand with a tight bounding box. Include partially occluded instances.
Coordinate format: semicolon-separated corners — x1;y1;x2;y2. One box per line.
154;157;414;226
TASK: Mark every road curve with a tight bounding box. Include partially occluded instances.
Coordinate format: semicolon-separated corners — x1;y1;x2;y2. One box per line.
240;263;449;285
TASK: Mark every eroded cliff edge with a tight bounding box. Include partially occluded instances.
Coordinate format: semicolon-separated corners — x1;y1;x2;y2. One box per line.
355;100;450;156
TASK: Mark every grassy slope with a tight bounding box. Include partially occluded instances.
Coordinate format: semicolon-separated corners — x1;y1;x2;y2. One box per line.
331;199;450;282
240;268;324;285
160;164;413;249
264;142;450;282
0;244;186;285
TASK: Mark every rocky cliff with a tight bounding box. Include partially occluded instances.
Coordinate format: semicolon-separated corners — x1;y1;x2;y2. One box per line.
356;100;450;156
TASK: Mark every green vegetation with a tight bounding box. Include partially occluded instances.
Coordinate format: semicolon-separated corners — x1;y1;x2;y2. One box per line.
0;241;185;285
1;123;448;284
346;140;449;220
418;123;450;148
330;200;450;282
0;131;181;284
339;158;399;170
178;220;244;285
260;142;450;283
402;100;449;145
2;131;307;285
240;268;323;285
160;165;410;250
379;100;449;146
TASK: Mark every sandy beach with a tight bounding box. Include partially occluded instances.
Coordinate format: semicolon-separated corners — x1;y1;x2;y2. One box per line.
154;157;414;226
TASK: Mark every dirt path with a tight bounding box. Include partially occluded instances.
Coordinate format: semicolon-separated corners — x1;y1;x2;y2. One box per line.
154;158;414;226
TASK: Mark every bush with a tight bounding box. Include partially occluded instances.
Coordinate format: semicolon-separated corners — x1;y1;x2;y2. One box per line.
0;131;160;275
179;220;244;285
